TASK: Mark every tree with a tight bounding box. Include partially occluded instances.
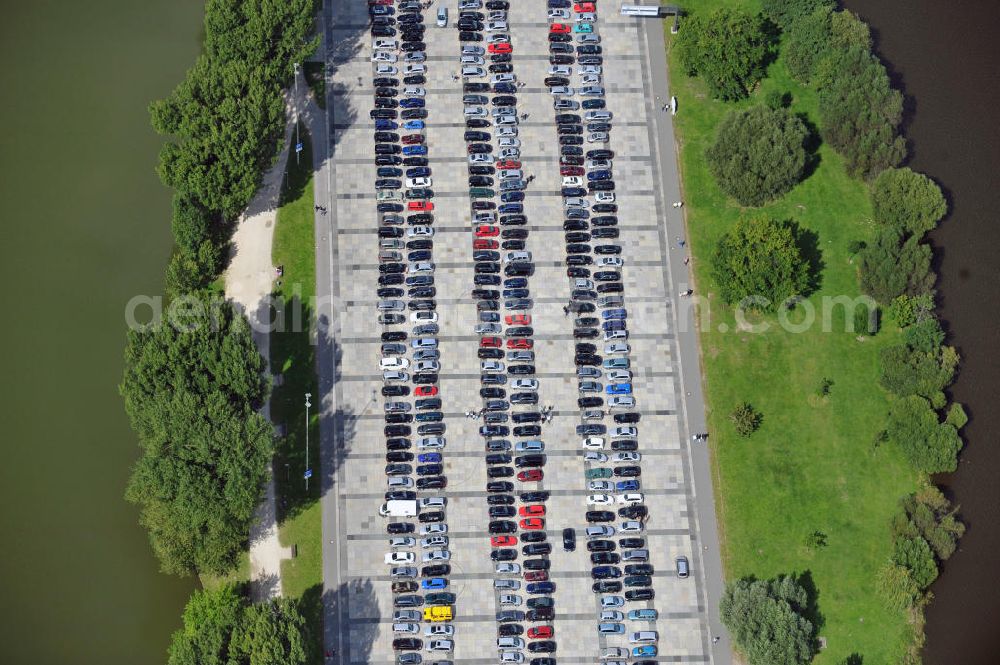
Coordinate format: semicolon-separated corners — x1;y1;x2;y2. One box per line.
762;0;835;29
875;562;920;610
720;576;816;665
892;535;939;589
711;217;811;310
870;167;948;235
886;395;962;473
169;586;309;665
171;194;216;255
706;105;811;206
903;318;945;353
782;6;832;83
859;226;934;304
165;240;223;300
815;47;906;179
878;343;957;401
828;9;873;52
731;402;763;437
898;487;965;561
676;8;773;101
121;293;272;575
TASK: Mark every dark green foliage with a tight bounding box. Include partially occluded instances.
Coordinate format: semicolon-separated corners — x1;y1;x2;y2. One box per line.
782;6;832;83
171;194;216;254
828;9;873;52
711;217;811;310
903;318;945;353
706;105;811;206
731;402;763;437
892;536;938;589
720;575;816;665
815;47;906;179
168;586;309;665
762;0;835;29
121;293;272;575
858;226;934;304
894;487;965;561
945;402;968;430
878;342;957;402
875;562;920;610
676;8;773;101
853;305;879;336
165;241;223;300
886;396;962;473
870;167;948;235
885;293;935;328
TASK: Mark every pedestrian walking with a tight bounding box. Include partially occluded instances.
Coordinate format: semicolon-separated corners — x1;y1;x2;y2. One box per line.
712;637;720;644
678;239;685;248
679;289;693;298
683;257;690;265
672;200;684;208
661;103;669;112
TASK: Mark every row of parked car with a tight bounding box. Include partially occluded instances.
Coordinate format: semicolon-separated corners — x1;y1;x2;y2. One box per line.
543;1;668;661
453;4;559;665
368;1;458;661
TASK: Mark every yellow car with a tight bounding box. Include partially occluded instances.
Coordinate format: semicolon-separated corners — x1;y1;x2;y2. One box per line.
423;605;453;622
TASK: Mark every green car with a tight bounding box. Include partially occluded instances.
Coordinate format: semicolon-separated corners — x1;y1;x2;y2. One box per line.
425;592;456;605
586;467;613;480
469;187;495;198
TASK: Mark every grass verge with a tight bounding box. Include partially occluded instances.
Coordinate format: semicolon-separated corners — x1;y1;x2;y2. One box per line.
665;4;921;662
270;123;323;662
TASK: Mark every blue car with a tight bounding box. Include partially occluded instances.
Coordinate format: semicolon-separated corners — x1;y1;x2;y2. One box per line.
377;167;402;177
616;480;640;492
627;609;658;620
606;383;632;395
399;98;425;108
602;320;626;332
503;277;527;288
498;203;523;214
422;577;448;590
526;582;555;594
375;119;398;130
602;308;627;320
406;167;431;178
632;646;657;658
500;191;524;202
502;288;529;299
402;145;428;156
403;120;425;130
418;452;442;463
587;170;612;181
494;82;517;94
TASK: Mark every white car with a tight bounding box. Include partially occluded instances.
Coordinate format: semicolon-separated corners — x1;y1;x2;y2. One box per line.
495;115;518;125
417;437;446;450
606;369;632;381
548;8;570;19
382;370;409;382
404;86;426;97
498;594;521;606
373;39;398;50
425;624;455;637
550;86;574;96
620;521;644;533
498;137;520;148
611;426;638;438
391;567;417;579
461;55;485;65
505;251;531;262
409;262;435;274
583;437;605;450
404;64;427;75
601;610;624;621
486;20;508;31
576;11;597;21
463;66;487;78
497;126;518;137
462;44;485;55
388;476;413;489
608;395;635;409
581;64;603;75
404;51;426;63
587;525;615;537
496;562;521;574
499;653;524;664
481;360;505;372
411;311;438;323
588;494;614;506
408;225;434;237
585;451;608;463
588;132;609;143
487;33;510;44
494;579;520;590
497;637;525;649
428;640;454;652
406;177;432;188
589;480;614;492
498;147;520;159
420;523;448;535
597;256;622;267
548;65;572;76
605;342;630;354
415;359;440;373
375;63;398;75
588;158;613;169
421;536;449;548
469;153;492;164
422;549;451;562
618;493;644;505
390;537;416;549
595;191;616;203
380;357;409;371
563;176;585;187
581;74;602;85
601;597;625;609
459;0;481;8
612;452;641;463
511;378;538;391
578;34;601;45
385;552;415;565
372;51;397;63
581;86;605;96
491;73;515;84
394;623;420;634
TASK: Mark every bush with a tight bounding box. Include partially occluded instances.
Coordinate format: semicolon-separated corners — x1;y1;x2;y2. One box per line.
706;105;811;206
886;294;934;328
815;47;906;179
711;217;811;310
878;343;957;401
731;402;763;437
901;487;965;561
892;536;939;589
945;403;968;430
875;562;920;610
762;0;835;29
859;226;934;304
783;6;832;83
720;575;816;665
903;318;945;353
886;396;962;473
171;194;216;254
676;8;773;101
870;167;948;235
165;240;223;300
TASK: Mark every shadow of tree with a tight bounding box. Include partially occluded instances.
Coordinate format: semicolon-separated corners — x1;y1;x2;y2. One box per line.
321;578;380;665
796;569;825;636
794;223;825;296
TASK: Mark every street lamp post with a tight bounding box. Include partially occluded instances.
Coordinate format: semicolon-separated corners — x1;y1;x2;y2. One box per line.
304;392;312;491
293;62;301;164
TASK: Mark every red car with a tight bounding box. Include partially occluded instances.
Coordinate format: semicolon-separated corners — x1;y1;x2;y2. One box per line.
408;201;434;211
481;336;503;348
527;626;553;639
520;517;545;530
505;314;531;325
517;469;543;482
560;166;585;176
495;160;521;170
414;385;438;397
524;570;548;582
549;23;571;33
574;2;596;12
401;134;425;145
488;42;512;54
491;535;517;547
474;238;499;249
507;338;533;349
475;224;500;237
519;504;545;517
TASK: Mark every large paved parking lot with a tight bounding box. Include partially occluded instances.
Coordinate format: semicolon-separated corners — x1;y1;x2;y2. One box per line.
315;1;724;664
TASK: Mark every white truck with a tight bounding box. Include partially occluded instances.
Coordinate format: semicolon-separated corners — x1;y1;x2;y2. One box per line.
379;500;418;517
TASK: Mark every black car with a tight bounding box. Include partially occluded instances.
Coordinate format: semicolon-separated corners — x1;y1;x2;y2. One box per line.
625;588;655;601
416;476;446;489
422;564;451;576
526;608;554;622
613;466;641;477
497;609;524;623
578;397;603;408
625;564;654;576
491;548;517;561
393;638;423;652
531;659;556;665
513;425;541;437
511;392;537;405
487;466;514;478
586;510;615;523
386;440;411;452
619;505;648;520
499;624;524;636
488;494;515;506
592;581;622;593
587;539;616;552
527;642;556;653
610;439;638;451
514;455;544;468
382;384;409;396
386;451;414;463
591;552;620;565
487;453;513;465
419;511;444;523
388;522;415;534
464;82;490;92
464;130;491;141
403;75;426;85
490;505;516;518
415;398;441;410
487;481;514;493
520;490;549;502
624;575;652;587
521;531;546;543
522;543;551;556
591;565;622;579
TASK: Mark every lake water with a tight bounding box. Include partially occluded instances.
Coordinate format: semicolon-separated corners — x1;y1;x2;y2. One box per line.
844;1;1000;662
0;1;204;663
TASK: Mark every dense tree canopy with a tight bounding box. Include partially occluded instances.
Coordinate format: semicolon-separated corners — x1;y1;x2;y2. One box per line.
121;293;272;575
676;8;773;101
782;6;832;83
815;47;906;179
762;0;835;29
168;586;309;665
720;576;816;665
706;105;811;206
892;536;939;589
886;396;962;473
879;342;958;403
859;226;934;304
893;487;966;562
870;167;948;235
711;217;811;310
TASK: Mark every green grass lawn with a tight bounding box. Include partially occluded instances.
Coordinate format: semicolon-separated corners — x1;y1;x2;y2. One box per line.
665;4;922;662
270;123;323;662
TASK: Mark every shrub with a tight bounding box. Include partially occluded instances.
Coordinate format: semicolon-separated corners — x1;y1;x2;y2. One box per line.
783;6;833;83
886;396;962;473
870;167;948;235
711;217;811;310
892;536;939;589
859;226;934;304
903;318;945;353
878;343;957;401
762;0;835;29
945;403;968;430
731;402;763;437
875;562;920;610
720;575;816;665
676;8;773;101
706;105;811;206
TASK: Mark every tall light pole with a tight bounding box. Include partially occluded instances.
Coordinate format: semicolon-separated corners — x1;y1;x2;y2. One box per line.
304;392;312;491
293;62;301;164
